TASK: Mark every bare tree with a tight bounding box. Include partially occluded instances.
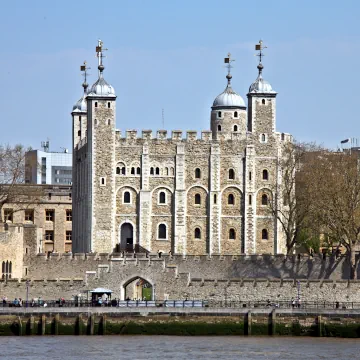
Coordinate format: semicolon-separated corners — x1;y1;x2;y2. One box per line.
267;141;320;255
308;151;360;279
0;144;40;222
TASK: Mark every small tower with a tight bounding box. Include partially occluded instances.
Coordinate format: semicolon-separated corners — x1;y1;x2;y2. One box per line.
72;61;89;149
73;40;117;253
211;53;247;140
247;40;277;137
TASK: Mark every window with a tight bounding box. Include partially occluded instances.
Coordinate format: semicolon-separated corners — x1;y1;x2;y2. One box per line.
45;210;54;222
159;191;166;204
165;168;169;176
108;119;111;125
261;133;267;143
150;167;154;175
137;167;141;175
261;194;268;206
194;227;201;239
95;102;98;107
218;111;222;118
228;194;235;205
195;168;201;179
45;230;54;241
116;167;120;175
262;169;269;180
228;169;235;180
158;224;167;240
25;210;34;222
66;209;72;221
66;231;72;241
100;177;106;186
262;99;265;105
121;167;125;175
234;111;238;118
214;194;217;204
156;167;160;175
2;261;12;280
195;193;201;205
131;167;135;175
4;209;13;222
229;228;236;240
281;133;285;141
233;125;238;132
78;130;81;137
262;229;268;240
108;102;111;108
218;124;222;131
170;167;174;176
123;191;131;204
249;171;252;181
249;194;252;205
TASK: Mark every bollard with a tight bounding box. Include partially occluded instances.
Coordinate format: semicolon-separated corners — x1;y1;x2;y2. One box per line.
270;309;276;335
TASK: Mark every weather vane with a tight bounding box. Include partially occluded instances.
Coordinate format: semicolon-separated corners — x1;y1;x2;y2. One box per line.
255;40;267;64
96;39;108;74
224;52;235;75
80;61;90;90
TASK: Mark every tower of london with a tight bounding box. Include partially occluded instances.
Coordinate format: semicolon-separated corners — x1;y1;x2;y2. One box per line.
71;40;292;256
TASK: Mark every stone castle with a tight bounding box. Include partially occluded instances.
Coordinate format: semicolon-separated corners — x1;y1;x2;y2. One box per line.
72;40;292;256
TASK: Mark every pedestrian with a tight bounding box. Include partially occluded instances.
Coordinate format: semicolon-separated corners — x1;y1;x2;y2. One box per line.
291;298;295;308
297;298;301;308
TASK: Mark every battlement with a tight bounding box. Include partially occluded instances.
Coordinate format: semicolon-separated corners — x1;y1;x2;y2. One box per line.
115;129;215;143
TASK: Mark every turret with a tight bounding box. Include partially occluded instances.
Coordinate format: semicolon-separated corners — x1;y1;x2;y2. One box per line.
211;53;247;140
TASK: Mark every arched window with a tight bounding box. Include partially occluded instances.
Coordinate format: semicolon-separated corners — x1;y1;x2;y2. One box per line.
228;169;235;180
195;193;201;205
218;111;222;118
194;227;201;239
9;261;12;274
158;224;167;239
195;168;201;179
214;194;217;204
218;124;222;131
229;228;236;240
116;167;120;175
261;194;268;206
261;134;266;142
262;99;265;105
234;111;238;118
249;194;252;205
233;125;238;132
249;171;252;181
1;261;4;273
137;167;141;175
262;229;268;240
170;167;174;176
262;169;268;180
155;167;160;175
108;102;111;108
165;167;169;176
121;167;126;175
123;191;131;204
159;191;166;204
228;194;235;205
150;167;154;175
108;119;111;125
131;167;135;175
281;133;285;141
95;102;98;108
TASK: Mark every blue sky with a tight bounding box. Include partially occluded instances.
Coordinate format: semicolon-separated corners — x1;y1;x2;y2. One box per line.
1;0;359;151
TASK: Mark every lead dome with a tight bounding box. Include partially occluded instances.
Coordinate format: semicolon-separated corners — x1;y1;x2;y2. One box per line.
212;74;246;109
248;64;276;94
88;66;116;97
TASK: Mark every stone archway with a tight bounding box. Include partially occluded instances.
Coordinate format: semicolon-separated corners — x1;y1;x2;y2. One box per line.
120;223;133;250
123;277;153;300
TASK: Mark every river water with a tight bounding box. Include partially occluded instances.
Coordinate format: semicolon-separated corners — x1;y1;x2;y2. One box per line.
0;336;358;359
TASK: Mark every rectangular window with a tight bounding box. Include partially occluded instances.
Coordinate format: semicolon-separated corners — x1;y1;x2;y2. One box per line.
249;171;252;181
45;210;54;222
45;230;54;241
25;209;34;222
66;230;72;241
4;209;13;222
66;209;72;221
249;194;252;205
65;242;72;253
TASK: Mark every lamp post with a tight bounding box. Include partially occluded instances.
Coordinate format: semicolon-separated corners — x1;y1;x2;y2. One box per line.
26;280;30;308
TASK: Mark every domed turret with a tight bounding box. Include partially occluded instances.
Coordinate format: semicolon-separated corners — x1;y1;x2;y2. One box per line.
248;63;275;94
72;82;88;112
212;74;246;109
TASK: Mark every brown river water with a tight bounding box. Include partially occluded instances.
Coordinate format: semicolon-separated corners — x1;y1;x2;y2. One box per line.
0;336;359;359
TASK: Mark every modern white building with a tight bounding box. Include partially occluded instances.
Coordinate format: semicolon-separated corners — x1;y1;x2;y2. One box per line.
25;144;72;185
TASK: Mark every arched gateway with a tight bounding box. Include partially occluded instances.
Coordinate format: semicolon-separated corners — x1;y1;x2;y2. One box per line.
122;277;153;300
120;223;133;250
